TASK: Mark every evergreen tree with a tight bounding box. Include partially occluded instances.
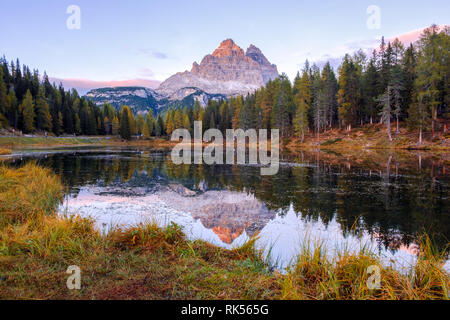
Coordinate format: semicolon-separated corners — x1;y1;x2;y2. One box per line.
271;74;293;137
144;112;154;137
56;112;64;136
408;93;430;144
362;51;381;124
111;116;119;136
337;55;361;131
20;90;35;133
136;114;145;135
119;105;133;140
6;88;18;129
413;25;448;137
293;67;312;141
34;85;52;132
377;86;394;141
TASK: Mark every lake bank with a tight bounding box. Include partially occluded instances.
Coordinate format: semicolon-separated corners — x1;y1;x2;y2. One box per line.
1;123;450;153
0;163;448;300
286;123;450;152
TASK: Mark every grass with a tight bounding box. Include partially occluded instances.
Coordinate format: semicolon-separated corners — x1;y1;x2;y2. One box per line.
0;148;11;155
0;136;108;149
0;164;448;300
287;122;450;152
0;136;179;151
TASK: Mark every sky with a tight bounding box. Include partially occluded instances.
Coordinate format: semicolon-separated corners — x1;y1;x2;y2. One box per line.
1;0;449;94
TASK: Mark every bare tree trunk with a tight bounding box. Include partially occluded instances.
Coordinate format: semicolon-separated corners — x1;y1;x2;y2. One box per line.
419;127;423;145
431;106;436;138
387;117;392;141
396;115;400;134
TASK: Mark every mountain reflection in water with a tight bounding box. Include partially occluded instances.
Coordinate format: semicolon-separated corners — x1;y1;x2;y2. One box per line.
6;147;450;271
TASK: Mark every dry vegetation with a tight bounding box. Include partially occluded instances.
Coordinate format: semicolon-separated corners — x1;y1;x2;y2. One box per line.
0;163;448;300
287;123;450;152
0;148;11;155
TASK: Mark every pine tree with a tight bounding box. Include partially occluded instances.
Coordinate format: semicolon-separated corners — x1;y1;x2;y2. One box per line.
112;116;119;136
119;105;133;140
408;93;430;144
377;86;394;141
0;68;9;128
402;44;417;119
231;97;243;129
155;115;163;137
144;112;154;137
136;114;145;135
362;51;380;124
293;67;312;141
6;88;18;129
183;112;191;132
321;62;338;128
414;25;448;137
173;109;183;129
165;110;175;135
56;112;64;136
74;114;81;135
271;74;293;137
389;65;404;133
35;85;52;132
21;90;35;133
337;55;361;131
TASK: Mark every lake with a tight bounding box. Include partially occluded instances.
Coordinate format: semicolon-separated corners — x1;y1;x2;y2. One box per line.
4;146;450;272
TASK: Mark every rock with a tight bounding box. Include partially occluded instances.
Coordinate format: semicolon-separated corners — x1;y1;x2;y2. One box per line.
85;39;279;113
158;39;279;97
246;44;279;84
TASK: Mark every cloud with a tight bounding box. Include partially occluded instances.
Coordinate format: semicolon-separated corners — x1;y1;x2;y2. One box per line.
307;25;448;72
139;68;155;78
49;78;161;95
138;49;168;59
388;25;447;46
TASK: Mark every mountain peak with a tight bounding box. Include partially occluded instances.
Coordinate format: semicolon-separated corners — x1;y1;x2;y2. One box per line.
212;39;245;58
158;39;279;97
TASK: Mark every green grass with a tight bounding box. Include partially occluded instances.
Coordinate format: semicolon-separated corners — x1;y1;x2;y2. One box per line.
0;164;448;300
0;136;107;149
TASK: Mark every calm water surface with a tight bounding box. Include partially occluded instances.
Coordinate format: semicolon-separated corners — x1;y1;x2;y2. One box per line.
5;147;450;271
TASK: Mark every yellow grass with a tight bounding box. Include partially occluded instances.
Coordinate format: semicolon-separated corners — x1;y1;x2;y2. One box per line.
0;164;448;300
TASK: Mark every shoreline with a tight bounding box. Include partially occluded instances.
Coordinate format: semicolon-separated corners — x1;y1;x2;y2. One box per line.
0;163;448;300
1;123;449;153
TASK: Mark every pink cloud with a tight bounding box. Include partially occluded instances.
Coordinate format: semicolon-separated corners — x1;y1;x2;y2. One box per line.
49;77;161;95
388;25;448;46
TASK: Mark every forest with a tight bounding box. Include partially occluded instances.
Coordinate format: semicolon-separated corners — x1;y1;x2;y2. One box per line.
0;25;448;143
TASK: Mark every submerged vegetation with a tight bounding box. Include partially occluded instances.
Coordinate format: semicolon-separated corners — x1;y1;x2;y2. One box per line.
0;163;448;300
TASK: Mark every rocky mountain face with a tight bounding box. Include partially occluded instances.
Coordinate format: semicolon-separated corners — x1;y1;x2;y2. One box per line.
86;86;227;114
158;39;278;97
85;39;278;114
85;87;160;114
